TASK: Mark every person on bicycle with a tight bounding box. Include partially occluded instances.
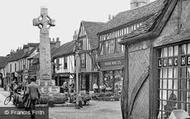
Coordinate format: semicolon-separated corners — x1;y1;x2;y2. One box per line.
24;77;41;119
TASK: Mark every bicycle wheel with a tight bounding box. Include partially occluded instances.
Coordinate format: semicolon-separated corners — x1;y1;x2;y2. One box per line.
4;96;11;105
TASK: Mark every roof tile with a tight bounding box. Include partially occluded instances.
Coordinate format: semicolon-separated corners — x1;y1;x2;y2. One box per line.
82;21;105;49
52;40;75;59
99;0;165;33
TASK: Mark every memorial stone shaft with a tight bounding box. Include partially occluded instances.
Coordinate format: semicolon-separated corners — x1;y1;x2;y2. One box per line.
33;8;55;81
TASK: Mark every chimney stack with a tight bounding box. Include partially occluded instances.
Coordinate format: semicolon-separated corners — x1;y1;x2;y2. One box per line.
55;37;60;48
73;30;78;41
130;0;150;9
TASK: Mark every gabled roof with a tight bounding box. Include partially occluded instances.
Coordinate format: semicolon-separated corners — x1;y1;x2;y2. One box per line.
0;56;7;69
98;0;165;34
121;0;178;44
52;40;75;59
81;21;105;49
22;47;37;58
8;49;24;62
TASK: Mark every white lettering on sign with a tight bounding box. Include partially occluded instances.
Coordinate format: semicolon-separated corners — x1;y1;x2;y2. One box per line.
4;110;45;115
104;61;122;66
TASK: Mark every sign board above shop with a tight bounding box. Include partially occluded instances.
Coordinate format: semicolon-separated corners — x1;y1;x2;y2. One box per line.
100;59;125;67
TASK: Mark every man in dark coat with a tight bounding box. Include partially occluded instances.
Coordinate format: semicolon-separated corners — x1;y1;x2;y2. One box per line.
25;77;41;119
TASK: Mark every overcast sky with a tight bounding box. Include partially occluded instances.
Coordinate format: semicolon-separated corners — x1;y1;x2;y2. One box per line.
0;0;155;56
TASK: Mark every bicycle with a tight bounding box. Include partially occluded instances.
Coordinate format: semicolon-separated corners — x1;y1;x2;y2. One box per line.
4;89;23;105
4;90;14;105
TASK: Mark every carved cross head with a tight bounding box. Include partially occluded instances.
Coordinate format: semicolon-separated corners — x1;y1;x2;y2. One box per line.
33;7;55;33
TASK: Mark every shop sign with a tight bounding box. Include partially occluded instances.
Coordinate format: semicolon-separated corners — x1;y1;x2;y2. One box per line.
102;60;123;67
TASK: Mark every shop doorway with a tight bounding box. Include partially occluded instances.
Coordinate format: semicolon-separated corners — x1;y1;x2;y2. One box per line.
85;74;90;92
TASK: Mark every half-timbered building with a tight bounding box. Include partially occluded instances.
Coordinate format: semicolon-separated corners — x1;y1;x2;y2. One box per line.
120;0;190;118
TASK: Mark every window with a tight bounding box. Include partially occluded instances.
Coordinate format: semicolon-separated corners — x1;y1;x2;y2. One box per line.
121;45;125;53
134;24;137;30
137;24;140;28
124;28;127;35
116;38;122;53
100;42;104;55
108;40;115;54
15;63;16;72
64;57;67;69
10;64;12;72
55;58;60;70
121;29;124;36
157;44;190;118
105;41;109;55
128;26;132;33
81;53;86;68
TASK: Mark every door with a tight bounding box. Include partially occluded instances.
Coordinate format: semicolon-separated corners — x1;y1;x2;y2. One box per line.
85;74;90;92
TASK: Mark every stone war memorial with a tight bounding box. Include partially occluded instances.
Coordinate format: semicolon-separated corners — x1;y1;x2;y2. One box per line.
33;8;60;96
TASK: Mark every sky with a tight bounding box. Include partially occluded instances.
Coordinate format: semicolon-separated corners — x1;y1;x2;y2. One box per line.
0;0;154;56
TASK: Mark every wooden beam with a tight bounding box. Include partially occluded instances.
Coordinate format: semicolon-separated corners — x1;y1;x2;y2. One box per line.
121;45;129;119
128;67;150;115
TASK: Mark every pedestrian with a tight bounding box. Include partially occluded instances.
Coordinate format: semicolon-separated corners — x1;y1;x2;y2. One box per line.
93;83;98;93
24;77;41;119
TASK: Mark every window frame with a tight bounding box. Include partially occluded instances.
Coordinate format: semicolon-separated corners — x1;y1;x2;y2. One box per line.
153;42;190;118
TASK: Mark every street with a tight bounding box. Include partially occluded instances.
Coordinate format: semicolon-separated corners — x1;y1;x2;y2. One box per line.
0;88;122;119
49;101;122;119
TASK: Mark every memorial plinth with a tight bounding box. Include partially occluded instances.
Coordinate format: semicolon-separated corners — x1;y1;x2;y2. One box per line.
33;8;59;95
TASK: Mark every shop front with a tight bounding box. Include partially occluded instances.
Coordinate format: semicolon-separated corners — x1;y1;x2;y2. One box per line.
54;73;75;93
99;59;124;94
80;72;99;93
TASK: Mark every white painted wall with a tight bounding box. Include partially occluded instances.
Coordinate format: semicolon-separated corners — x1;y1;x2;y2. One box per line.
54;54;75;74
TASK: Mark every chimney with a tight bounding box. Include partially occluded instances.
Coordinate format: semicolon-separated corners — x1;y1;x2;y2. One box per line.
73;30;78;41
108;14;112;21
55;37;61;48
17;47;19;52
130;0;150;9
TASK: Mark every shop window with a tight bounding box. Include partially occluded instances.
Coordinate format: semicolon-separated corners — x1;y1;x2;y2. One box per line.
157;44;190;118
